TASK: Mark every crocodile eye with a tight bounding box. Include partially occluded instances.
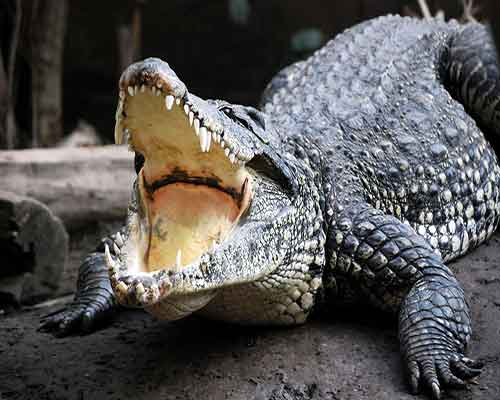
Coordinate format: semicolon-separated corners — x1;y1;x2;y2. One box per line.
245;107;266;129
219;106;233;116
219;106;249;128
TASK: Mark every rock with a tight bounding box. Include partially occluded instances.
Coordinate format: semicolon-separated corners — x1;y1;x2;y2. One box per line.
0;191;68;304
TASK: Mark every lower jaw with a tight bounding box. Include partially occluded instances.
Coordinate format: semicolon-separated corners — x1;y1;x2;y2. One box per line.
145;291;218;320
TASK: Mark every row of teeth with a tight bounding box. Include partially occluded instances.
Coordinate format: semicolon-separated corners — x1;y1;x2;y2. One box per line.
109;231;220;274
124;84;245;165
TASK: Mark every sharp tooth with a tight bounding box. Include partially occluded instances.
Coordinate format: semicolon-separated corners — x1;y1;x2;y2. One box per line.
176;249;182;268
119;90;126;100
212;131;217;141
151;86;156;95
194;119;200;136
134;85;139;95
220;140;225;147
122;128;130;145
104;244;117;272
136;282;145;296
140;84;145;93
116;232;124;247
206;129;211;152
175;98;181;105
229;152;236;163
113;243;121;255
156;89;161;96
184;104;190;115
225;148;230;157
116;281;128;294
127;86;134;96
200;127;207;151
189;112;194;126
165;95;175;110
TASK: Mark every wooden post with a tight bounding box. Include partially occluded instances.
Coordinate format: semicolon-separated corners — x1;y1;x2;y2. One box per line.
30;0;67;147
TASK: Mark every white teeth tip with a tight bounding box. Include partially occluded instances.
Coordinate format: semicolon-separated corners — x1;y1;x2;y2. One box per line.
127;86;134;96
165;95;175;110
176;249;182;268
104;244;116;271
175;98;181;105
225;148;230;157
151;86;156;95
199;127;207;152
134;85;139;95
140;84;145;93
113;243;120;255
194;119;200;136
189;112;194;126
184;104;190;115
206;129;211;152
122;128;130;144
229;153;236;163
116;232;124;247
136;282;145;296
156;89;161;96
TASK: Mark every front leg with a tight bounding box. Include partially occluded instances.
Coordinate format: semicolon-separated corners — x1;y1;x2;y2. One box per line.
39;232;123;336
329;204;482;399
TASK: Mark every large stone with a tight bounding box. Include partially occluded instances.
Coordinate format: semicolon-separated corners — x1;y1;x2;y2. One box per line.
0;191;68;304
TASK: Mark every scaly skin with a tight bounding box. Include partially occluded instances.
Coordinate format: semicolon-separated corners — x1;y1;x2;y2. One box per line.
41;16;500;399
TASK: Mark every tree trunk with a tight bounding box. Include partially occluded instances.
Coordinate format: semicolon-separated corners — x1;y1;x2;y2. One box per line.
0;49;7;146
490;1;500;56
31;0;67;147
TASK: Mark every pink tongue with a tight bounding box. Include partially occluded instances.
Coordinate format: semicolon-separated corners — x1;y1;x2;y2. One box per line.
145;182;240;272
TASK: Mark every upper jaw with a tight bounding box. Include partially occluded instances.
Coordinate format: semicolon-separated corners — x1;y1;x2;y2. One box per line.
115;57;256;166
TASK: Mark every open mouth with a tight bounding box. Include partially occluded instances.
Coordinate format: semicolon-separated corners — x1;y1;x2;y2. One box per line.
114;61;253;275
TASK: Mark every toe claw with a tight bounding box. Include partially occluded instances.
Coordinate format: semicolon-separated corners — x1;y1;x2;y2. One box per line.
408;360;420;394
431;382;440;400
461;357;484;370
451;358;483;380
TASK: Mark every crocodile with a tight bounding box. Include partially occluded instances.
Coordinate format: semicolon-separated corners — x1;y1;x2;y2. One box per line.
40;15;500;399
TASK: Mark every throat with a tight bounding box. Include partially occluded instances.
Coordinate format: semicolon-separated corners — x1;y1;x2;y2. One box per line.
142;181;241;272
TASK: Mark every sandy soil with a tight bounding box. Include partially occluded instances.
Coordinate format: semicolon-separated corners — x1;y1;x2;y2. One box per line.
1;231;499;400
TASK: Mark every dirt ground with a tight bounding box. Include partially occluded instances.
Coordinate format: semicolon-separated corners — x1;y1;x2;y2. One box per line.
1;229;499;400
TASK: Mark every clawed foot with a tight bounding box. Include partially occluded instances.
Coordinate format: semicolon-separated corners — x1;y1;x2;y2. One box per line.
406;353;483;399
39;299;114;337
39;252;117;337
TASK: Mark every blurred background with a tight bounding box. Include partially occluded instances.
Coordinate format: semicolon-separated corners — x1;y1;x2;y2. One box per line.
1;0;499;150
